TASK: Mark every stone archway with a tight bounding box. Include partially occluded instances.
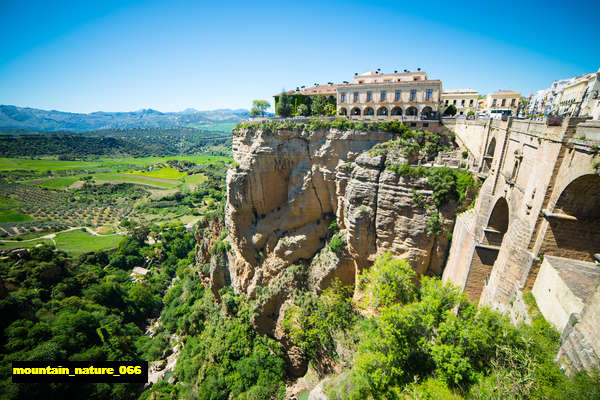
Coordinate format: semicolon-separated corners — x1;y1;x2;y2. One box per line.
364;107;374;116
351;107;361;116
391;106;402;116
377;107;388;116
406;106;418;116
338;107;347;116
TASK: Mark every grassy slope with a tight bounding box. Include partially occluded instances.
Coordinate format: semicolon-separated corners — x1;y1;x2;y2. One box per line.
53;229;122;256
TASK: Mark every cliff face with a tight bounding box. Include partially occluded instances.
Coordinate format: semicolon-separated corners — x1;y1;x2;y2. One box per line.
225;126;455;299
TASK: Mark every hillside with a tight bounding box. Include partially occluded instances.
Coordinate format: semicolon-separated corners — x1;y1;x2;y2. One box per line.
0;105;251;132
0;128;232;158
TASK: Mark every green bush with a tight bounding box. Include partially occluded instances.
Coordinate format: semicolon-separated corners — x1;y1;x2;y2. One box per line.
329;232;344;253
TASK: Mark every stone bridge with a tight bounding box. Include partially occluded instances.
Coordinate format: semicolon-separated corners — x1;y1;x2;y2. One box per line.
442;117;600;373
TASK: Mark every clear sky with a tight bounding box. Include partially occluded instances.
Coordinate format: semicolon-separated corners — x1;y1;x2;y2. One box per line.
0;0;598;113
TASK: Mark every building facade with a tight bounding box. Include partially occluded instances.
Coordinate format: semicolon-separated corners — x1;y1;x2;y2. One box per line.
484;90;521;117
440;89;479;116
557;70;600;118
336;71;442;119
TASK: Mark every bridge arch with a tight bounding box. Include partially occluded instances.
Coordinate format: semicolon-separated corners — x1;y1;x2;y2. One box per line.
541;174;600;262
464;196;510;302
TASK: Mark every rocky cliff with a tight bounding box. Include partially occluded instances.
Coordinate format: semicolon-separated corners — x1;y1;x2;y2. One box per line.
221;122;460;376
225;124;456;300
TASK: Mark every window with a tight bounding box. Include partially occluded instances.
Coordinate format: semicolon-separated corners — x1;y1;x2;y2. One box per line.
395;90;401;101
469;99;473;106
353;92;359;103
340;93;346;103
445;99;448;106
426;89;433;100
410;90;416;101
511;99;516;106
492;99;497;106
501;99;506;106
367;91;372;102
380;90;386;102
453;99;456;105
461;99;465;106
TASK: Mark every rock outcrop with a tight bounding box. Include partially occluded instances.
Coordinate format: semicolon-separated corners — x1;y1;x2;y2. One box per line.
226;126;456;297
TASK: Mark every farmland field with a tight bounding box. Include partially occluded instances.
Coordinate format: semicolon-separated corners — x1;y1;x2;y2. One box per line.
0;209;32;223
183;173;207;186
129;166;186;180
0;154;230;173
27;175;83;189
94;173;180;189
0;228;123;255
0;158;101;171
0;152;231;239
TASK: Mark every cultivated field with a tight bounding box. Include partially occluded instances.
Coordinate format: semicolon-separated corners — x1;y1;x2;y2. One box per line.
0;153;230;249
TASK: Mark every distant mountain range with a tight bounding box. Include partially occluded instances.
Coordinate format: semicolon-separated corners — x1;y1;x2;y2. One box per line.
0;105;252;132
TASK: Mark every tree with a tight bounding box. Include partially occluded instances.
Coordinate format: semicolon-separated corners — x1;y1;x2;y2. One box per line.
311;95;328;116
443;104;457;116
296;104;310;116
250;100;270;117
275;92;292;118
324;103;337;116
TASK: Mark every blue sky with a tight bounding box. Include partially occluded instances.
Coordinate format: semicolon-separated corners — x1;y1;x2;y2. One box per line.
0;0;598;113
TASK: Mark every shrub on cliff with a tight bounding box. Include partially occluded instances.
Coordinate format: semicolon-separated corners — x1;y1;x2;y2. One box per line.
282;279;357;363
329;232;344;253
